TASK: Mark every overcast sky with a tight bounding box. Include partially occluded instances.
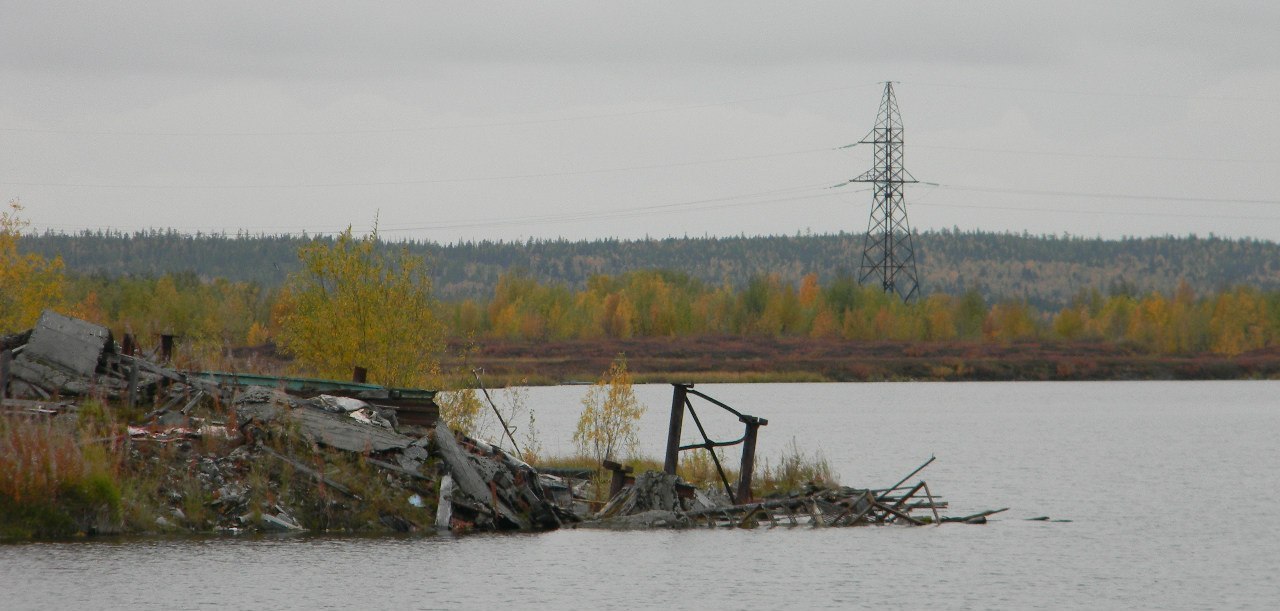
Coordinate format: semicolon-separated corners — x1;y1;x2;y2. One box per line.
3;2;1279;243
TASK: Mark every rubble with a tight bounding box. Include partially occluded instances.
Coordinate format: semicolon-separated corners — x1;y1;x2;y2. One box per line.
1;310;1001;538
566;386;983;531
431;420;568;531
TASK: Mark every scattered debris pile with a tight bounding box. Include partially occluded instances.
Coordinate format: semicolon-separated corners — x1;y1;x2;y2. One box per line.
0;311;583;536
432;421;570;531
0;310;218;414
2;311;1003;538
574;466;954;530
567;386;995;531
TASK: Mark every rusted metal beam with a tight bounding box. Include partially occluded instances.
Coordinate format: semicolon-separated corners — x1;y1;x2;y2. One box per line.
735;417;764;504
0;349;10;402
159;334;175;362
663;384;690;474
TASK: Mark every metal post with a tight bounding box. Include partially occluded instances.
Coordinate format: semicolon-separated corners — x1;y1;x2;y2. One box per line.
352;366;368;383
736;417;764;504
160;334;175;362
0;349;11;402
663;384;689;475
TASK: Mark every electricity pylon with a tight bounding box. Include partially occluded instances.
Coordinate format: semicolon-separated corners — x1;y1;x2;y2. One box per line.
851;82;920;302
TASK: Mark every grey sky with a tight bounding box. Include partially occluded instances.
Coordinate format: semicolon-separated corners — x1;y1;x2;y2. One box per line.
3;2;1279;243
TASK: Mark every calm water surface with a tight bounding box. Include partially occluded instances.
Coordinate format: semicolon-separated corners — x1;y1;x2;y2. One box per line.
3;381;1277;609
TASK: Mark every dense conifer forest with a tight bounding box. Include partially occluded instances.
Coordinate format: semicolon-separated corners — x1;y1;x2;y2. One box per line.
25;229;1280;309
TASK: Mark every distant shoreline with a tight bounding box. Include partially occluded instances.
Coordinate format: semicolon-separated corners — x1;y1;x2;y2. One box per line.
440;336;1280;386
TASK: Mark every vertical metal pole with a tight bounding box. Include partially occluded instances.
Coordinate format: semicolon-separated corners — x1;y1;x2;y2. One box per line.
663;384;689;475
736;419;761;504
160;334;175;362
0;349;11;402
352;366;368;383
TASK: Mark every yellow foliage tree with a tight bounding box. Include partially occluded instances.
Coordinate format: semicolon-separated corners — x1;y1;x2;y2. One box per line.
0;201;65;333
275;227;443;387
573;354;645;463
1208;287;1268;356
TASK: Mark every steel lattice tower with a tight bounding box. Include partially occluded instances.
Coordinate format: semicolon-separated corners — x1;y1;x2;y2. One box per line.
852;82;920;302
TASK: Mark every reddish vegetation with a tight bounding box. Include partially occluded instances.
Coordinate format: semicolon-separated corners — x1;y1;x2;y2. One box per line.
443;336;1280;383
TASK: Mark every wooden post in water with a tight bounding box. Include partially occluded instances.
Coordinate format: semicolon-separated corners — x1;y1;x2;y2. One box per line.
663;384;690;475
603;460;633;500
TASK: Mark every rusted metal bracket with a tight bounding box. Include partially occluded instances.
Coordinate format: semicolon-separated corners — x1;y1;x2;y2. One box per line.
661;383;768;504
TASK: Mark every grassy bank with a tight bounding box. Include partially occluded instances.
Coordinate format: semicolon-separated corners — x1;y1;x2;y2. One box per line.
0;400;437;541
0;412;124;539
534;439;836;504
444;336;1280;386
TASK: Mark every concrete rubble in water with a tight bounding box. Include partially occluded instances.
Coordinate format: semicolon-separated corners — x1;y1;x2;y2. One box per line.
3;310;999;536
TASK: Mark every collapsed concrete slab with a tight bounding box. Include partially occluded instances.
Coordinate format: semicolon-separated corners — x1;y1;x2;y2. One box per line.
235;388;412;453
432;420;567;532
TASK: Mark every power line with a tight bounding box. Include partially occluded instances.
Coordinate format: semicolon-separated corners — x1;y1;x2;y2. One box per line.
0;147;833;190
29;182;846;235
913;143;1280;165
911;199;1280;222
905;81;1278;104
0;83;883;137
934;183;1280;207
377;191;850;233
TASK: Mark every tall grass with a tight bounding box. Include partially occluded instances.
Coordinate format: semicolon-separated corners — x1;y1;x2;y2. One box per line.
535;441;836;503
0;415;123;538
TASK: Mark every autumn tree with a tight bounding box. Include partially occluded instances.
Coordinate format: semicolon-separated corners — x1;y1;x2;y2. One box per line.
0;201;66;332
275;226;444;387
573;354;645;463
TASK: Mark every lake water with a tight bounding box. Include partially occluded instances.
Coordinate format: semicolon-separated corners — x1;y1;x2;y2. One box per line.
3;381;1278;609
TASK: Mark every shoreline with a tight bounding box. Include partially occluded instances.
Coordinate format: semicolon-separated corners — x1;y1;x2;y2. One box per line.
441;336;1280;386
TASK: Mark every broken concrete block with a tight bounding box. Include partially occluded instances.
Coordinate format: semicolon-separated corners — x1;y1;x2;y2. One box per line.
21;310;111;379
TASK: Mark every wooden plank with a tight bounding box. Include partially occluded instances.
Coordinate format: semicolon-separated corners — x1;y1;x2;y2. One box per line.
872;500;924;526
432;421;530;530
922;481;942;526
888;481;925;514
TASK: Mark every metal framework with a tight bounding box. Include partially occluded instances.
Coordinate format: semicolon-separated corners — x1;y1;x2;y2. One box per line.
662;383;767;504
852;82;921;302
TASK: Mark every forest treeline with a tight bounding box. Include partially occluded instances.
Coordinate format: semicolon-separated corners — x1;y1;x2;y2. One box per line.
23;229;1280;310
6;205;1278;379
39;268;1280;362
